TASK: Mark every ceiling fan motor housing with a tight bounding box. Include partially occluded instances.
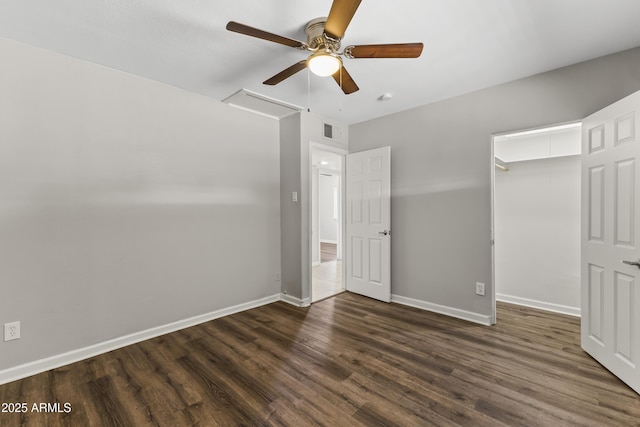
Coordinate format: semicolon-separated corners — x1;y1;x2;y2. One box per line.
305;17;340;51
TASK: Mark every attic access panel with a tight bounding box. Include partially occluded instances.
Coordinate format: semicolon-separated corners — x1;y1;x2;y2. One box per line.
222;89;302;120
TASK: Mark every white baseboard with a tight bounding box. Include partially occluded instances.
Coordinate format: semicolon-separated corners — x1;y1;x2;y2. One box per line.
320;239;338;245
0;294;281;386
496;293;581;317
280;293;311;307
312;261;321;267
391;294;492;326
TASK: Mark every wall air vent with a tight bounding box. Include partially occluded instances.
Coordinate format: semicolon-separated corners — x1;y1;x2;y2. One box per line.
222;89;302;120
323;122;342;142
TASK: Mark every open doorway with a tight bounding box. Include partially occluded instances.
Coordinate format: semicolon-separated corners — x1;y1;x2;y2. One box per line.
492;122;582;317
311;148;345;302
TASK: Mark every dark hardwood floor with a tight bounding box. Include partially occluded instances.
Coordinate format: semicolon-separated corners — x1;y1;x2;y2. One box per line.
320;242;337;263
1;293;639;426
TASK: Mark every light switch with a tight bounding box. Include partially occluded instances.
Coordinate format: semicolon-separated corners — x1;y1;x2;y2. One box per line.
292;192;298;202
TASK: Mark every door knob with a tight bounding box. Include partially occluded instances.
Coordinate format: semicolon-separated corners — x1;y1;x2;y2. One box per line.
378;230;390;236
622;259;640;268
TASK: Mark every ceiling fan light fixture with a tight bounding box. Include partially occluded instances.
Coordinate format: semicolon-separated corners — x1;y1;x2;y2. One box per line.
307;52;341;77
227;1;423;94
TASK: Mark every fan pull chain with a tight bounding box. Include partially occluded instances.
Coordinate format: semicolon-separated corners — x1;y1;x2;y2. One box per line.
339;65;344;112
307;68;311;112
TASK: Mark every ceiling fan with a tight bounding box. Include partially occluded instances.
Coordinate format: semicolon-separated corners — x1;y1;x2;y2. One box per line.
226;0;423;94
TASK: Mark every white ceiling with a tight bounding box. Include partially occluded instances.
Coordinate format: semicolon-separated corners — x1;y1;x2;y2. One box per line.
2;1;640;125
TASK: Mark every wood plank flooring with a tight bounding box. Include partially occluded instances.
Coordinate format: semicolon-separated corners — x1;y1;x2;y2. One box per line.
1;293;639;426
320;242;337;263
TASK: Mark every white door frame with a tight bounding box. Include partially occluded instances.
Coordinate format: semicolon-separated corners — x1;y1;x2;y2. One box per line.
309;142;348;302
490;120;581;324
490;134;497;325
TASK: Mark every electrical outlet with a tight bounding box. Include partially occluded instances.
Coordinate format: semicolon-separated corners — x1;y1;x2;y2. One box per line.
475;282;485;296
4;321;20;341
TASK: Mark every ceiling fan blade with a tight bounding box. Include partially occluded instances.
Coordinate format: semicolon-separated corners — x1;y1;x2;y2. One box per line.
332;66;359;94
263;61;308;86
346;43;424;58
226;21;305;49
324;0;362;40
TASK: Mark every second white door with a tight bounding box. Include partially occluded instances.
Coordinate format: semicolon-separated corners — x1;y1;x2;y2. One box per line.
346;146;391;302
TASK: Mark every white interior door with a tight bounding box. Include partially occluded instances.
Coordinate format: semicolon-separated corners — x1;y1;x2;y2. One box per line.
346;146;391;302
582;89;640;394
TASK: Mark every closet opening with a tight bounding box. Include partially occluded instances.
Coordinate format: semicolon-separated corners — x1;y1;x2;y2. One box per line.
492;122;582;317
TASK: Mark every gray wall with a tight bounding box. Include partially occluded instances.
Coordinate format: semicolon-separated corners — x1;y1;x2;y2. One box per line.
279;113;302;299
279;111;349;303
0;38;281;372
300;112;349;302
349;46;640;319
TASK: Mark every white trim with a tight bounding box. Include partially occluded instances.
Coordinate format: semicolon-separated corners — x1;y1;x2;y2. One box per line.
503;153;581;165
320;239;338;244
490;134;497;325
280;293;312;307
496;293;581;317
501;122;581;139
280;294;311;307
0;294;280;386
492;120;582;139
391;294;492;326
280;293;302;306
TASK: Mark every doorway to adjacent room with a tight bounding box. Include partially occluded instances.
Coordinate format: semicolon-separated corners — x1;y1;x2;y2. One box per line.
311;148;344;302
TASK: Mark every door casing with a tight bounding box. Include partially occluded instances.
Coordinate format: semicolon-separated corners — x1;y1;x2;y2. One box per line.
308;143;348;302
